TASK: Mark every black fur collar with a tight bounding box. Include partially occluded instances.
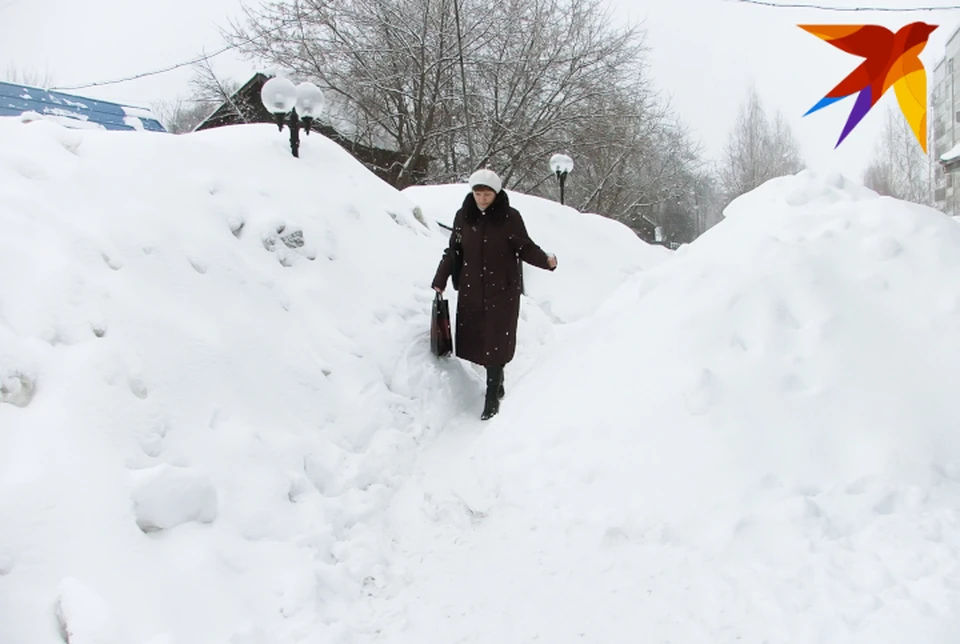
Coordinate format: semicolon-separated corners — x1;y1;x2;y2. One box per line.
460;189;511;224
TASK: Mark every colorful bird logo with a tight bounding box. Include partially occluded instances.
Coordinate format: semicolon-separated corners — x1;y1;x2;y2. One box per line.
800;22;938;153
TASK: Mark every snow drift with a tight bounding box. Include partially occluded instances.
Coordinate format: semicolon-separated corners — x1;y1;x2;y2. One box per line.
0;117;659;644
7;110;958;644
374;170;960;644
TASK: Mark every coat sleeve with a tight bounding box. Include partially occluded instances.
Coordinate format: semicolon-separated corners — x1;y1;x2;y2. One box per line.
432;210;461;289
510;211;554;271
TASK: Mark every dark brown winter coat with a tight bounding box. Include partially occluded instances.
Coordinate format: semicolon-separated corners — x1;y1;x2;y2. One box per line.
432;190;554;366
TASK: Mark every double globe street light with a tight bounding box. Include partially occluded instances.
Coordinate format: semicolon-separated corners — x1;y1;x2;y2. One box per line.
260;76;325;158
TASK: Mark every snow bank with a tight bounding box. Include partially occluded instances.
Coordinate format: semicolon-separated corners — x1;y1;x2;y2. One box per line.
0;118;442;644
0;118;651;644
377;170;960;643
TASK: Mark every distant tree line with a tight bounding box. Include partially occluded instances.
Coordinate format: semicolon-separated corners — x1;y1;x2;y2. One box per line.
861;103;934;207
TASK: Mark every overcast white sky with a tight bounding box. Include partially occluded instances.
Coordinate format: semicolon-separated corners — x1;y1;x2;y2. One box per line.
2;0;957;180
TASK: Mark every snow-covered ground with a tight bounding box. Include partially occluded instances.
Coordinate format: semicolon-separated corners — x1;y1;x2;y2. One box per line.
370;171;960;643
4;115;960;644
0;118;661;644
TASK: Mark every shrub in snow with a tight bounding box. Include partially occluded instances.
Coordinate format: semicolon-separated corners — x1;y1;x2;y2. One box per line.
129;463;218;532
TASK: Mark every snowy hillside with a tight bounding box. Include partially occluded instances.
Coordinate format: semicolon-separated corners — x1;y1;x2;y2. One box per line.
372;170;960;643
0;117;658;644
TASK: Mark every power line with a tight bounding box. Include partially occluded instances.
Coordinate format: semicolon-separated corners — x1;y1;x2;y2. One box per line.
727;0;960;10
49;43;239;92
48;22;289;93
49;1;959;94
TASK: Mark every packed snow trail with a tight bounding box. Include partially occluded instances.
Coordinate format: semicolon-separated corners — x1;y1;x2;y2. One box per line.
357;171;960;644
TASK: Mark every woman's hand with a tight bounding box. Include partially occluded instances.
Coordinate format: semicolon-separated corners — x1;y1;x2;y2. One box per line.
547;254;558;270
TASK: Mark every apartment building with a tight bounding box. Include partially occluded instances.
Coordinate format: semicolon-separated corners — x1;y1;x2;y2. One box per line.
934;26;960;216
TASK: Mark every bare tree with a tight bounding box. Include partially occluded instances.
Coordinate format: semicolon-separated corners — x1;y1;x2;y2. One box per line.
688;167;724;236
719;84;804;204
151;99;216;134
225;0;653;190
768;111;804;178
189;58;241;105
224;0;708;236
465;0;645;187
2;65;55;88
226;0;465;187
151;59;243;134
862;103;933;206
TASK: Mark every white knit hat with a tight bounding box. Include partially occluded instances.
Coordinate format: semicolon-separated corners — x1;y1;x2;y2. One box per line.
468;169;502;194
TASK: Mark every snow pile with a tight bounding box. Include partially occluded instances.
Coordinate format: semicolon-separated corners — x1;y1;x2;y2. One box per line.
0;118;654;644
12;110;953;644
129;464;219;532
0;118;436;644
375;170;960;643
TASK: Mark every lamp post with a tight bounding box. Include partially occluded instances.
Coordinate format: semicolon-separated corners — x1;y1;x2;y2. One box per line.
549;153;574;205
260;76;325;158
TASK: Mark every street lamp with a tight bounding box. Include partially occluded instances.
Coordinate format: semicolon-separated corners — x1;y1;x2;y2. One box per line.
549;153;574;205
260;76;325;158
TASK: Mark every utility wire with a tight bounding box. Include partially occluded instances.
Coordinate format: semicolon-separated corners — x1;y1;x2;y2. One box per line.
49;22;288;92
46;1;960;93
727;0;960;10
50;44;238;92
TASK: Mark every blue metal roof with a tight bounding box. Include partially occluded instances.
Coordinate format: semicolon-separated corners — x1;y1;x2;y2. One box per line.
0;82;167;133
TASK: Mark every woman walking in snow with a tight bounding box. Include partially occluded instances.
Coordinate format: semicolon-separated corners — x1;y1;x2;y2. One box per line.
432;169;557;420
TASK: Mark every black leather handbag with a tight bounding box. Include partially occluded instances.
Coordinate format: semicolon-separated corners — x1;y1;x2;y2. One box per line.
430;292;453;357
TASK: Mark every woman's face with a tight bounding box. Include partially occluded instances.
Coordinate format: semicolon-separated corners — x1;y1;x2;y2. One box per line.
473;187;496;210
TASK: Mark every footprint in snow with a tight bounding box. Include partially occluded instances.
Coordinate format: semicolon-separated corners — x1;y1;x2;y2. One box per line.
683;367;719;415
780;372;813;395
773;299;802;330
128;379;148;400
188;257;208;274
13;158;48;180
101;253;123;271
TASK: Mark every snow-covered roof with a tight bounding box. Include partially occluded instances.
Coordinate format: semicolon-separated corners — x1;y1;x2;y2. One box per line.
940;141;960;165
0;82;167;133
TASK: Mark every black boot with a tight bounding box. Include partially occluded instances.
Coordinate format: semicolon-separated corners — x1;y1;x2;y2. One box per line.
481;365;503;420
